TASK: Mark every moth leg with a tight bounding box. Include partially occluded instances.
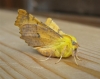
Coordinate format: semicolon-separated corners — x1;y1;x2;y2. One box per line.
40;51;52;61
74;49;81;60
55;54;63;64
73;49;81;65
55;46;66;64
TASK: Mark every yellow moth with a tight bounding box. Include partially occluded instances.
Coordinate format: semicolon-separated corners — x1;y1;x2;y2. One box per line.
15;9;80;65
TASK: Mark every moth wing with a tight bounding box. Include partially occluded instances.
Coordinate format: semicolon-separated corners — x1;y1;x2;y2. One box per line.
15;9;40;27
45;18;65;35
15;9;62;47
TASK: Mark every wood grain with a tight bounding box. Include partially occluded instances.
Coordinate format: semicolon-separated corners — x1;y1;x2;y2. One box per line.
0;9;100;79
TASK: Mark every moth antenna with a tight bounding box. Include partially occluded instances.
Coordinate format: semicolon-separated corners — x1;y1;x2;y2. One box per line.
73;55;78;65
73;49;81;65
75;53;81;60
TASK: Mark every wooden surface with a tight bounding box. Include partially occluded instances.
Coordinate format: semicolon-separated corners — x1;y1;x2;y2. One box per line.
0;9;100;79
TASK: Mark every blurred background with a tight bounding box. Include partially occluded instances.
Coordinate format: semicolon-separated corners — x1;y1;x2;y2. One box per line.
0;0;100;27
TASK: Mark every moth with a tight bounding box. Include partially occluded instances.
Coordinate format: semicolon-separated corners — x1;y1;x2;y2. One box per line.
15;9;80;65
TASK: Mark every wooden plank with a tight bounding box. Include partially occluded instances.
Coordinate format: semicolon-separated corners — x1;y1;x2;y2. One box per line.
0;9;100;79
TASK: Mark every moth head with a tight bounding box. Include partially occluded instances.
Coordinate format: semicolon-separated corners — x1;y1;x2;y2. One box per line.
68;35;79;50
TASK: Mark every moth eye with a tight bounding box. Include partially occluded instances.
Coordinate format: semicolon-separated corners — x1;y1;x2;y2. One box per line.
72;41;76;45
